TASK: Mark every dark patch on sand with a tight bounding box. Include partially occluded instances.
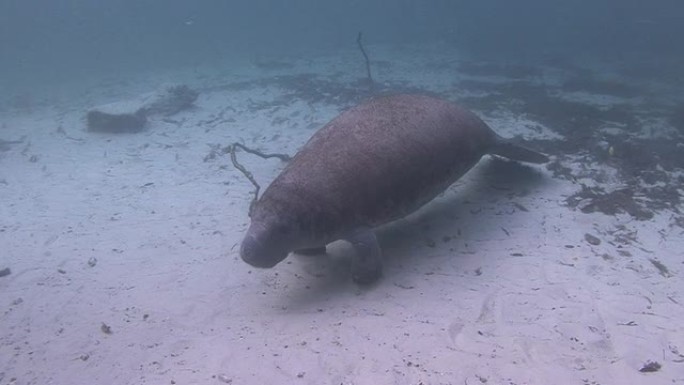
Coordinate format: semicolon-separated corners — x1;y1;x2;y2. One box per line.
454;64;683;222
566;185;654;220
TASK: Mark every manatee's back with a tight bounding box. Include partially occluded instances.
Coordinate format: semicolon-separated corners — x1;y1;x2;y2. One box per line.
258;94;497;235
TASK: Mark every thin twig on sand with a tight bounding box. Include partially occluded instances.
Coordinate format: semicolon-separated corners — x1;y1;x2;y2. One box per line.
356;32;373;85
229;142;291;162
227;143;291;216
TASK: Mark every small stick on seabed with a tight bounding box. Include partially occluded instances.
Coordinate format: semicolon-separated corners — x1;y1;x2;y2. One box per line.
227;142;291;216
356;32;373;84
229;142;291;162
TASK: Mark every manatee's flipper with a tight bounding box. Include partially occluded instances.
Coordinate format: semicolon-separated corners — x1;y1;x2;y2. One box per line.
294;246;327;255
344;228;383;284
490;136;549;164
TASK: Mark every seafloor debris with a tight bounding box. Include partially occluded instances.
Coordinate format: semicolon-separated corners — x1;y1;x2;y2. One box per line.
86;108;146;133
638;360;661;372
86;84;198;133
224;142;291;216
0;267;11;277
100;322;113;335
649;258;672;278
584;233;601;245
567;185;654;220
141;84;198;116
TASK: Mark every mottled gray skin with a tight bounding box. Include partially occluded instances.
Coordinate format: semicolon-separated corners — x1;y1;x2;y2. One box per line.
240;94;548;283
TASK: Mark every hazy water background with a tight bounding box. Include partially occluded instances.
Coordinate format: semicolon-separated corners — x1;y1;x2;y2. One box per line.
2;3;684;383
2;0;683;92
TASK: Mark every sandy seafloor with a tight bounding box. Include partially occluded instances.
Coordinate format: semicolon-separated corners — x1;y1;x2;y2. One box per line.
1;44;683;385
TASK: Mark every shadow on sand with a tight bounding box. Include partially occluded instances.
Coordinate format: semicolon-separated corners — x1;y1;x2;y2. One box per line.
280;156;549;309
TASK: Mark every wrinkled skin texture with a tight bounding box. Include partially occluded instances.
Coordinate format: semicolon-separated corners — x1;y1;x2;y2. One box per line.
240;94;547;283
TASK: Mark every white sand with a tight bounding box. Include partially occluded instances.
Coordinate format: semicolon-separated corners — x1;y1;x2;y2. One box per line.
1;45;683;385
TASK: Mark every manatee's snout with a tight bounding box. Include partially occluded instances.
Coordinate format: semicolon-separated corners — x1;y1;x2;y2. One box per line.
240;231;288;269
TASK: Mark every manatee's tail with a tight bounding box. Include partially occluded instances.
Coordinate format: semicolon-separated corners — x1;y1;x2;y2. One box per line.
489;136;549;164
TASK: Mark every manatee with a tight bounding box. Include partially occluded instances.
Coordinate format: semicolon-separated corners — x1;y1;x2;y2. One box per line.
240;94;548;283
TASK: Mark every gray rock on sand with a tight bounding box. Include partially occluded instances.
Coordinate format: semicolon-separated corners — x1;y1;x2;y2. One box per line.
86;84;198;133
86;101;147;133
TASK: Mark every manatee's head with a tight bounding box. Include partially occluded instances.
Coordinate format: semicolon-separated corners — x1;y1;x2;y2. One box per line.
240;216;298;269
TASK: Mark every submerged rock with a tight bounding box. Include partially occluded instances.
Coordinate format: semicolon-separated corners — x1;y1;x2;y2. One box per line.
86;84;198;133
141;84;198;116
87;107;147;133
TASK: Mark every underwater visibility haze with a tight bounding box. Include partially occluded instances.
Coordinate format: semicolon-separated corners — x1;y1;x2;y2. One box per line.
1;1;683;384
